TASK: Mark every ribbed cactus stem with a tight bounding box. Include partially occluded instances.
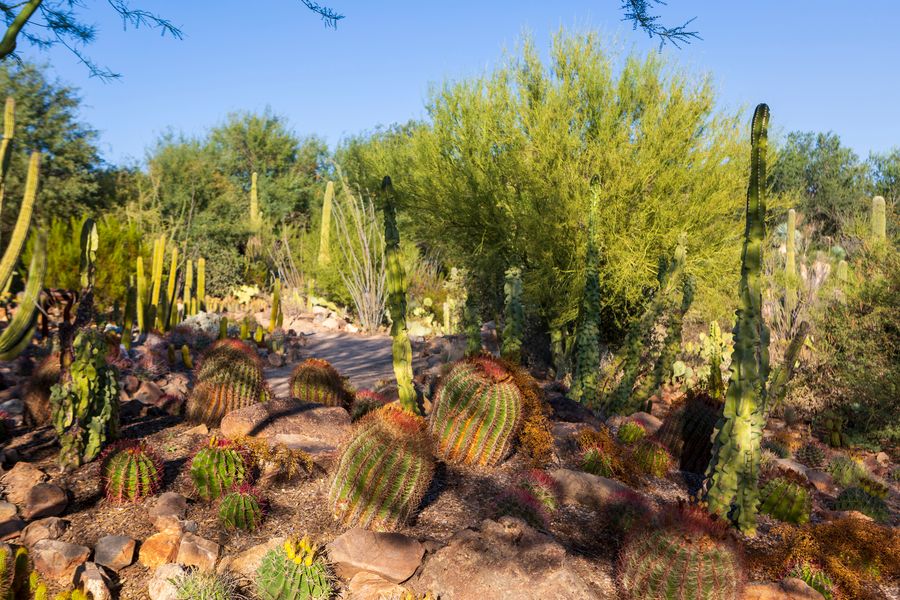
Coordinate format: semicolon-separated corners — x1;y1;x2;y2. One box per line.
317;180;334;266
197;257;206;312
0;151;39;292
785;208;797;327
501;266;525;364
0;96;14;218
382;177;417;414
184;259;193;318
164;246;179;329
250;171;260;231
871;195;886;243
122;275;136;350
269;279;281;333
150;235;165;329
836;259;848;284
136;256;146;333
0;231;46;360
79;218;98;291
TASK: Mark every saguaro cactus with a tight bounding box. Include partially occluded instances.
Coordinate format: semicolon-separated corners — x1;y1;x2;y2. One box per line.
871;195;886;243
269;278;282;333
317;180;334;266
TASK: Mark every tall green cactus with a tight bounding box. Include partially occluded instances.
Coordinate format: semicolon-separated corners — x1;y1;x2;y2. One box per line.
871;195;886;243
500;266;525;364
569;216;602;406
317;180;334;266
382;177;417;413
164;246;179;330
0;96;15;211
183;259;193;319
121;274;136;351
784;208;797;329
197;257;206;313
79;218;98;290
135;256;146;333
150;234;165;330
269;278;281;333
0;543;32;600
0;150;39;300
250;171;261;231
0;230;45;360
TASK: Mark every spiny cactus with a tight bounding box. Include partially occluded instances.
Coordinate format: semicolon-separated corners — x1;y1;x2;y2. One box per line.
758;477;811;524
329;404;434;531
826;455;867;488
570;194;602;406
871;195;886;243
219;485;264;531
218;316;228;340
181;345;193;370
268;279;282;333
834;487;889;523
788;562;834;600
183;259;193;320
136;256;147;334
317;181;334;266
654;390;722;475
618;505;742;599
495;486;549;529
794;442;827;470
632;440;673;478
186;339;268;426
430;356;523;467
256;536;334;600
100;440;163;503
518;469;560;512
288;358;352;408
50;329;120;469
0;543;31;599
856;476;888;500
616;421;646;445
350;389;389;422
149;234;166;330
173;570;242;600
190;437;249;502
197;257;206;313
818;411;849;448
500;266;525;364
581;447;616;478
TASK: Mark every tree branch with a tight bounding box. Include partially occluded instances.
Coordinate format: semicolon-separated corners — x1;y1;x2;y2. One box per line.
0;0;41;59
620;0;700;49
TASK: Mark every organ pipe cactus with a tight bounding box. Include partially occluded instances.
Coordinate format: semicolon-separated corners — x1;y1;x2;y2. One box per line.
429;356;523;467
100;440;163;502
500;266;525;364
382;177;417;414
150;235;165;330
256;536;334;600
317;180;334;266
135;256;146;334
570;197;602;406
289;358;352;408
269;278;282;333
186;339;268;426
183;259;193;320
0;96;14;204
190;437;249;502
197;257;206;313
250;171;261;231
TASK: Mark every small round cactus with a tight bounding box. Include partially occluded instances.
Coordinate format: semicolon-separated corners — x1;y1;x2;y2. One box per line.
794;442;827;470
350;389;389;421
256;536;334;600
582;447;615;477
495;486;549;529
219;485;265;531
100;440;163;503
616;420;646;445
289;358;353;408
631;440;673;478
173;570;242;600
190;437;249;502
834;487;889;523
857;476;888;500
519;469;560;512
758;477;811;525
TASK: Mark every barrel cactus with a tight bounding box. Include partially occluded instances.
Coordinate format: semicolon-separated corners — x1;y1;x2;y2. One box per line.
350;389;389;421
519;469;560;512
618;505;743;599
654;390;722;474
582;447;616;478
101;440;163;502
616;421;646;445
857;476;888;500
495;486;549;529
219;485;264;531
187;339;268;426
289;358;353;408
172;570;242;600
256;536;333;600
190;438;249;502
429;356;523;467
834;487;889;522
632;440;673;478
329;404;434;531
794;442;827;470
758;477;811;524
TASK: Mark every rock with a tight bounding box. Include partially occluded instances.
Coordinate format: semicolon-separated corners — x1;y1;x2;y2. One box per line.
0;517;24;541
176;532;219;571
20;517;69;546
219;398;351;465
875;451;890;466
805;470;835;493
139;532;181;568
22;483;67;520
0;501;17;521
217;537;285;578
148;493;188;532
345;323;360;334
148;563;185;600
322;316;346;330
159;373;190;401
32;539;90;582
328;528;425;584
550;422;582;463
773;458;808;477
182;423;209;437
94;534;136;571
549;469;633;509
347;571;408;599
0;461;47;505
123;375;141;396
627;411;663;435
76;562;113;600
0;398;24;416
743;577;825;599
134;380;164;405
267;352;286;367
416;517;594;599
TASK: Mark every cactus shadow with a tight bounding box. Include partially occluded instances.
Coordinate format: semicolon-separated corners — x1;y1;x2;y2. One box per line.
417;461;448;513
161;456;189;488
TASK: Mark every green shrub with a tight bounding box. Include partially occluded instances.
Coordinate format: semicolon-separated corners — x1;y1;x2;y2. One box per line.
826;455;868;487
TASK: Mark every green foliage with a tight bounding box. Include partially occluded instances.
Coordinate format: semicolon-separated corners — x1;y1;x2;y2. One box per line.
288;358;352;408
186;339;268;426
654;390;722;475
100;440;163;503
173;570;242;600
826;455;868;488
256;537;333;600
219;486;264;531
329;405;434;531
631;440;673;478
834;487;889;522
788;562;834;600
50;328;120;469
500;266;525;364
856;476;888;500
429;356;523;467
190;437;248;502
616;421;646;445
758;477;811;524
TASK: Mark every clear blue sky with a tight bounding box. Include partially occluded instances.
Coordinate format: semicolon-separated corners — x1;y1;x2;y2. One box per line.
19;1;900;165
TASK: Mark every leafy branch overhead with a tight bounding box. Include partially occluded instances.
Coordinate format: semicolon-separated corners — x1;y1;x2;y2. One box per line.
620;0;700;49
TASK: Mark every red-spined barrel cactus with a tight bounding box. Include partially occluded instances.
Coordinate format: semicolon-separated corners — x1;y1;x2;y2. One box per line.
186;339;268;426
100;440;163;502
350;389;389;422
429;356;523;467
190;437;249;502
329;405;434;531
289;358;353;409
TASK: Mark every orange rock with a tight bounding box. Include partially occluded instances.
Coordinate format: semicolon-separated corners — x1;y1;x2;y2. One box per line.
139;532;181;568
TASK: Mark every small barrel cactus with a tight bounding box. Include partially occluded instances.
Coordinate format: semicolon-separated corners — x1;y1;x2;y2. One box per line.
429;356;523;467
350;389;389;422
519;469;560;512
632;440;673;478
826;455;868;487
289;358;353;409
857;476;888;500
329;405;435;531
618;505;742;599
190;437;249;502
794;442;827;470
758;477;811;525
100;440;163;502
187;339;268;426
616;420;646;445
495;486;549;529
173;570;242;600
761;437;790;459
256;536;334;600
834;487;889;522
219;485;264;531
582;447;616;478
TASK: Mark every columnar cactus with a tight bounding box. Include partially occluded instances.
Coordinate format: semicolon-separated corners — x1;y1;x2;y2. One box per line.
429;356;523;467
256;536;334;600
500;266;525;364
329;405;435;530
136;256;147;334
758;477;811;524
190;437;248;502
250;171;261;231
164;246;179;330
0;543;31;599
197;257;206;313
871;195;886;243
150;235;166;330
186;339;268;426
317;180;334;266
183;259;193;320
785;208;798;329
268;278;282;333
0;229;45;360
219;485;264;531
288;358;352;408
570;196;602;406
100;440;163;502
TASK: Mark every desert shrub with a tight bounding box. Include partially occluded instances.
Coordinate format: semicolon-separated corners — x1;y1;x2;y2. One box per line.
826;455;868;487
509;364;553;467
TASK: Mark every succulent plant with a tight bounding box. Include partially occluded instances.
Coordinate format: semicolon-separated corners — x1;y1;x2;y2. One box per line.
788;562;834;600
349;389;389;421
519;469;560;512
190;438;249;502
173;570;243;600
186;339;268;426
761;437;791;459
794;442;827;470
219;485;264;531
329;405;434;531
429;356;523;467
616;421;646;445
581;447;616;478
288;358;353;408
631;440;673;478
758;477;811;525
604;489;654;537
0;543;31;599
856;476;888;500
834;487;889;523
826;455;868;488
101;440;163;503
500;266;525;364
654;390;722;474
495;486;549;529
256;536;334;600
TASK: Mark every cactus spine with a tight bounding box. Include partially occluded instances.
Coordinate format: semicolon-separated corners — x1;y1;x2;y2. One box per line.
0;101;39;291
289;358;352;408
570;193;602;405
317;180;334;266
871;195;886;243
187;339;268;426
382;177;417;413
501;266;524;364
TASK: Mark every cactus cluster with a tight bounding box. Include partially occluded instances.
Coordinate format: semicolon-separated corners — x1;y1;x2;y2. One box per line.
826;455;868;487
631;440;673;478
288;358;352;408
500;266;525;364
616;421;646;445
172;570;241;600
818;412;849;448
788;563;834;600
219;485;265;531
794;442;827;470
430;356;523;467
100;440;163;503
654;390;722;475
350;389;389;422
186;339;268;426
256;536;333;600
329;405;434;531
190;438;249;502
856;476;888;500
758;477;811;524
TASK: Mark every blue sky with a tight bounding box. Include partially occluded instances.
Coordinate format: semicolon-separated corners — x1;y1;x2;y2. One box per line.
19;1;900;165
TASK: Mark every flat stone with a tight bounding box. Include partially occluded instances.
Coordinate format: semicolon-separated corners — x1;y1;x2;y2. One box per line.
217;537;285;578
0;501;17;521
148;563;185;600
743;577;824;599
32;539;90;582
549;469;633;510
327;528;425;583
22;483;67;520
123;375;141;395
627;411;663;435
0;517;25;541
176;532;219;571
1;462;47;505
94;534;136;571
773;458;808;477
139;532;181;568
20;517;68;547
182;423;208;436
347;571;408;599
805;470;835;493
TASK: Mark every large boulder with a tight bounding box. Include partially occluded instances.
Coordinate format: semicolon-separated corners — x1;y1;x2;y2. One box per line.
327;528;424;583
32;539;90;582
1;462;47;505
549;469;633;510
22;483;67;520
415;517;595;599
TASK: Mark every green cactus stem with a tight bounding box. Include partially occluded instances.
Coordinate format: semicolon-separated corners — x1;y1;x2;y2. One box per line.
100;440;163;502
0;151;39;295
136;256;147;334
269;278;282;333
181;345;193;370
250;171;261;231
289;358;352;408
871;195;886;243
317;180;334;266
197;257;206;312
186;339;268;426
500;266;525;364
758;476;811;524
0;96;15;212
570;192;602;405
150;235;166;330
183;259;193;320
785;208;798;329
190;437;248;502
219;316;228;340
0;231;45;360
219;485;264;531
